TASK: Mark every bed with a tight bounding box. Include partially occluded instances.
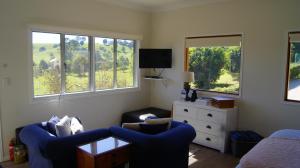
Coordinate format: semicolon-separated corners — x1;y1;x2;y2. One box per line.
236;129;300;168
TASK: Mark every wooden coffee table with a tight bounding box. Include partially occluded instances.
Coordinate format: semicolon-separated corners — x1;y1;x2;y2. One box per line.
77;136;131;168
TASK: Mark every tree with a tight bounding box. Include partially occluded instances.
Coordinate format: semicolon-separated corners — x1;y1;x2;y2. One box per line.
230;47;241;73
291;43;300;63
39;46;46;52
39;60;49;70
188;47;226;89
72;55;88;77
118;55;129;72
44;70;60;94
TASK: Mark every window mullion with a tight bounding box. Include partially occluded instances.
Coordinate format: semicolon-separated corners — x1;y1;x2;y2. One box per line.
113;39;117;88
60;34;66;94
90;36;95;92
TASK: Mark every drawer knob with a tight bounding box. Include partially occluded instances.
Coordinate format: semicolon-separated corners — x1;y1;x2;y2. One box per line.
206;125;211;129
184;109;188;112
206;137;211;141
207;113;213;117
183;120;188;124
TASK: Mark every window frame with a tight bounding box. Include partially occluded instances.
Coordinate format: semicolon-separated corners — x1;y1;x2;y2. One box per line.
184;34;244;97
28;25;141;101
284;31;300;103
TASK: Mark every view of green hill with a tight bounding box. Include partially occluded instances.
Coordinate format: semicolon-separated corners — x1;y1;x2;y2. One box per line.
33;35;134;96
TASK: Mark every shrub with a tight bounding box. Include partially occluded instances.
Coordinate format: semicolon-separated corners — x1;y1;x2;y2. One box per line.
290;64;300;80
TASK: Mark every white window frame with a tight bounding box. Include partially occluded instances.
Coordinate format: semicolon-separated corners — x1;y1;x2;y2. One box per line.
28;25;141;102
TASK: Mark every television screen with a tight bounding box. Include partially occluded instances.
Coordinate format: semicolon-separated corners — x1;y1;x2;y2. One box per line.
139;49;172;68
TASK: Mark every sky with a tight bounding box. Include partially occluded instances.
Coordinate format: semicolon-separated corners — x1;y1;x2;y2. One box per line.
32;32;60;44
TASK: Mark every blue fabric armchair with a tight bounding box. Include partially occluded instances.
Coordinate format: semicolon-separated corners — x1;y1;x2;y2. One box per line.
20;123;111;168
110;121;196;168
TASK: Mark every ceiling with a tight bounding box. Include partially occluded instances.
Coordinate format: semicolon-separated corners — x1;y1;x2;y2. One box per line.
96;0;233;12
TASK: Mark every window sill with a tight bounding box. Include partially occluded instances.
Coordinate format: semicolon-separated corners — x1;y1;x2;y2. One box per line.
282;100;300;106
196;90;241;99
31;86;140;104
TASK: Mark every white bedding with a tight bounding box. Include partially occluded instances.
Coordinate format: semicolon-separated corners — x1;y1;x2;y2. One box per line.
237;129;300;168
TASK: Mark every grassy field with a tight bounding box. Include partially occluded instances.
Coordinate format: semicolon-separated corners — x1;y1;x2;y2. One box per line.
34;69;134;96
210;71;240;94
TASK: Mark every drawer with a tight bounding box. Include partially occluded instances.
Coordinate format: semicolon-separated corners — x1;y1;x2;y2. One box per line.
174;105;198;119
173;116;197;127
194;121;223;136
197;108;225;124
194;132;221;150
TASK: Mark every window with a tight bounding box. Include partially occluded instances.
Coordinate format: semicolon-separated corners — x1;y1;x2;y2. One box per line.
116;39;135;88
285;32;300;102
185;35;242;95
32;32;61;96
64;35;90;93
95;37;114;90
32;31;137;98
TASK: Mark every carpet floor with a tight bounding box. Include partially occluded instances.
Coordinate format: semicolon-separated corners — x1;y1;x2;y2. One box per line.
0;143;239;168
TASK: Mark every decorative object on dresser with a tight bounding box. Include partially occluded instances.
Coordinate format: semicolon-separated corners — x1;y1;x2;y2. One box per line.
211;96;235;108
77;136;131;168
191;90;198;102
182;71;195;101
173;100;237;153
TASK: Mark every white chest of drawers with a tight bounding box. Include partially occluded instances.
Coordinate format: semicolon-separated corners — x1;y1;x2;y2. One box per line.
173;100;238;153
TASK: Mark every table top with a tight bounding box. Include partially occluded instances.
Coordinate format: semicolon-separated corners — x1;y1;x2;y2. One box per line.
77;136;130;156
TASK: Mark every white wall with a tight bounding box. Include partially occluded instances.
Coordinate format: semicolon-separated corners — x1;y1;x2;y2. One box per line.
0;0;151;159
150;0;300;136
1;0;300;161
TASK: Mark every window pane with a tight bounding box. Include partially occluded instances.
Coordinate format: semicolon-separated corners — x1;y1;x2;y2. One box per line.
32;32;61;96
188;46;241;94
65;35;90;93
116;39;135;88
95;38;114;90
287;33;300;101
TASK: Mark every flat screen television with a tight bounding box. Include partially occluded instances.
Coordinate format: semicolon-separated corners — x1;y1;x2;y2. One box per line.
139;49;172;68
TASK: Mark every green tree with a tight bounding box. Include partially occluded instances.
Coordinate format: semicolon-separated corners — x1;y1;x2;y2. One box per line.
44;70;60;94
73;55;88;77
118;55;129;72
188;47;226;89
39;46;46;52
230;47;241;73
39;60;49;70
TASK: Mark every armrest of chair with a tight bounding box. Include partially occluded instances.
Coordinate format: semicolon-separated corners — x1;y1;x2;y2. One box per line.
110;126;157;149
110;121;196;150
156;122;196;147
44;128;111;160
20;124;56;154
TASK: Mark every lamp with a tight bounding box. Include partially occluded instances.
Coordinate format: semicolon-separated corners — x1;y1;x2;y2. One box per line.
182;71;195;101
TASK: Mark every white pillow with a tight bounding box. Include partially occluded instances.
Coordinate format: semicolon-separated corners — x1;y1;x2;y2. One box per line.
70;117;84;135
55;115;72;137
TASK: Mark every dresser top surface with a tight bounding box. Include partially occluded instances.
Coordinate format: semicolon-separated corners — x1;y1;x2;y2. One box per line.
173;100;237;111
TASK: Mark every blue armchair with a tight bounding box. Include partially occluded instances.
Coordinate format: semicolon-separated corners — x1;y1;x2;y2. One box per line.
110;121;196;168
20;123;111;168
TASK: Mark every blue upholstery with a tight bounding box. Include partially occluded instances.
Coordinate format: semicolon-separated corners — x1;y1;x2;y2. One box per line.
110;121;196;168
19;123;111;168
